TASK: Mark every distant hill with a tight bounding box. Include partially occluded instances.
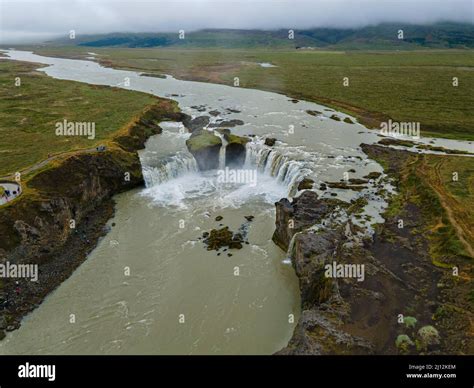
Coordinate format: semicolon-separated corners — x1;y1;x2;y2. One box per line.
51;23;474;50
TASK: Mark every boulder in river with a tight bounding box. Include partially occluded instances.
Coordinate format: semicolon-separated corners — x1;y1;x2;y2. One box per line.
306;110;322;117
208;119;244;128
363;171;382;180
343;117;355;124
264;138;277;147
298;178;314;191
182;115;210;132
203;226;245;251
186;130;222;170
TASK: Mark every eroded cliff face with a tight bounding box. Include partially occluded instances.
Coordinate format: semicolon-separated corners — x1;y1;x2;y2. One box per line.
0;99;181;336
276;146;468;355
273;191;375;355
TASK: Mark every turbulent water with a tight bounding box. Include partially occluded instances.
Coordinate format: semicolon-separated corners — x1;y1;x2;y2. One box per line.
1;50;472;355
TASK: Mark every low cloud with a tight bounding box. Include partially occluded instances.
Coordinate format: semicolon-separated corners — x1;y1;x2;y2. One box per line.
1;0;473;43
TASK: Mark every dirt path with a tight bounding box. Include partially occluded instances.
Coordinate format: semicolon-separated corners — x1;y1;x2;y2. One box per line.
0;147;100;181
418;158;474;258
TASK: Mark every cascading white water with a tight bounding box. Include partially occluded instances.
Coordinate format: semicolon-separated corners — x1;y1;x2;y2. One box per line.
245;140;308;197
215;131;227;170
141;152;198;187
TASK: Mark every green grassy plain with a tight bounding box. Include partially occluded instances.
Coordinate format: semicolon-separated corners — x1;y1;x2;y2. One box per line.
29;46;474;141
0;59;158;176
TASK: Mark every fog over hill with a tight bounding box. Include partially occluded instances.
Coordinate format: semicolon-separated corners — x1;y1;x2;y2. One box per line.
44;23;473;50
0;0;473;44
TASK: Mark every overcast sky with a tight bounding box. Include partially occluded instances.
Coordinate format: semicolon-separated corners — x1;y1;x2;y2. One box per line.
0;0;473;43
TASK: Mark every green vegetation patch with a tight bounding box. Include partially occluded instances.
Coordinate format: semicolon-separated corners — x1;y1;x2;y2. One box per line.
0;60;158;176
186;130;222;153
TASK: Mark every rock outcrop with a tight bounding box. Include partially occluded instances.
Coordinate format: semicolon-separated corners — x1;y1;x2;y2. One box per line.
186;130;222;170
224;133;249;167
182;115;210;132
276;145;464;355
203;226;245;251
297;178;314;191
208;119;244;128
272;191;340;251
264;137;277;147
274;193;374;355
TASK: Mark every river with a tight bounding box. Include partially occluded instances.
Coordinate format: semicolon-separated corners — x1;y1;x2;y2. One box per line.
0;50;471;354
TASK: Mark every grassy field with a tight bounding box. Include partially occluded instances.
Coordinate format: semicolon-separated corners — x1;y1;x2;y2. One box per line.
0;59;158;176
29;46;474;141
387;152;474;261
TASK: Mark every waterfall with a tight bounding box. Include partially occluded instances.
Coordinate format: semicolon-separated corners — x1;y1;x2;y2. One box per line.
215;132;227;170
245;140;308;196
141;152;198;188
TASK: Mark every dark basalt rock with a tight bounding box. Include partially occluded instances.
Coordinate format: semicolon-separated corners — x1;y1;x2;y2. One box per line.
182;115;210;132
343;117;355;124
208;119;244;128
203;227;245;251
190;105;207;112
264;137;277;147
297;178;314;191
272;193;378;355
306;110;322;117
348;178;369;185
275;223;374;355
224;133;250;167
272;191;341;251
325;181;366;191
364;171;382;180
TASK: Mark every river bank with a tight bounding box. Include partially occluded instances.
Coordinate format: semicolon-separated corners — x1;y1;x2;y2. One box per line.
276;144;473;355
0;100;183;339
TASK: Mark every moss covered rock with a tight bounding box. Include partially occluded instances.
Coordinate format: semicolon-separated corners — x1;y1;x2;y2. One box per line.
298;178;314;191
343;117;355;124
186;130;222;170
203;226;245;251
